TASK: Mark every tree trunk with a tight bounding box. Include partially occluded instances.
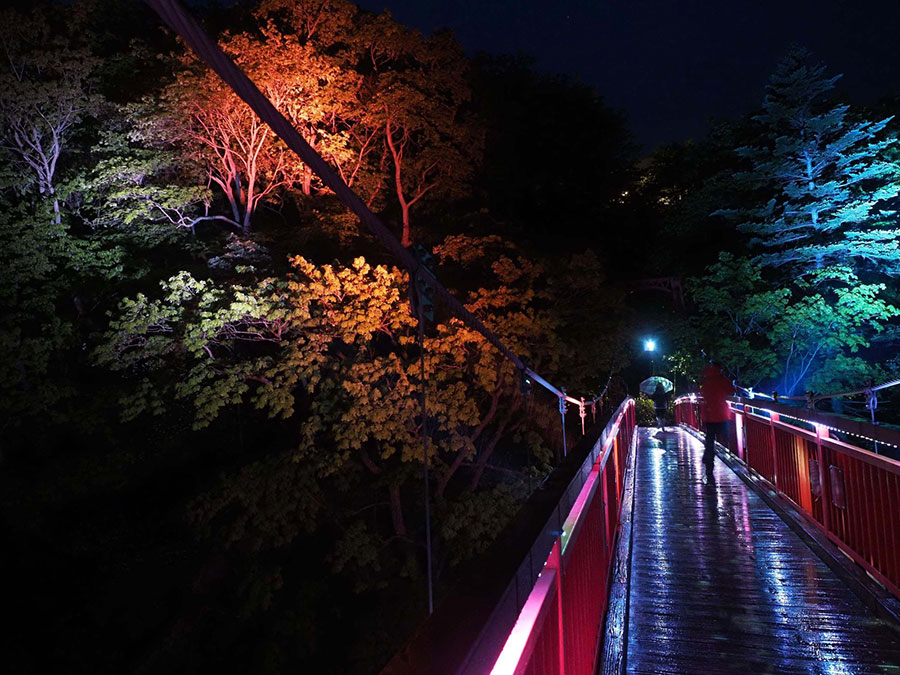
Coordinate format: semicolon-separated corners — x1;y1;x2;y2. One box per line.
468;423;508;492
385;117;413;246
400;202;411;247
388;483;407;538
436;382;504;498
436;445;472;500
469;403;521;492
51;195;61;226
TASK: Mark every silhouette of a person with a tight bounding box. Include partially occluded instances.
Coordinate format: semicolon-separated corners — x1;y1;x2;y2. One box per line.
650;381;669;430
700;361;734;478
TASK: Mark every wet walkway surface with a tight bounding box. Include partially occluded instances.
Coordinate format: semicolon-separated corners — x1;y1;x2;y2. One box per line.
625;427;900;674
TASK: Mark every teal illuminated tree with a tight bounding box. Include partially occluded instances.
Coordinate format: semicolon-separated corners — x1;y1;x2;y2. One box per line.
723;47;900;278
697;48;900;396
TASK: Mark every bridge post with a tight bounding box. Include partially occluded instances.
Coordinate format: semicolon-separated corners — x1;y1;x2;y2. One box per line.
769;412;780;491
815;424;831;534
551;541;566;675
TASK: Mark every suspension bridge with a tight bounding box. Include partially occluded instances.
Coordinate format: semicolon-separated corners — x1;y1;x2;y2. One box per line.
144;2;900;672
384;396;900;674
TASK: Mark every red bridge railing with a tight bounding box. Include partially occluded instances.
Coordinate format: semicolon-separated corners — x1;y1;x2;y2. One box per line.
489;397;636;675
675;395;900;600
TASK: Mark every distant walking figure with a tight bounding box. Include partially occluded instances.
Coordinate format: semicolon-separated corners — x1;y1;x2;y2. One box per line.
650;382;669;429
700;362;734;477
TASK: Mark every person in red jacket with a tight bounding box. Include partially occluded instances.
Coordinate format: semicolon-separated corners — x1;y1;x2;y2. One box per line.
700;361;734;477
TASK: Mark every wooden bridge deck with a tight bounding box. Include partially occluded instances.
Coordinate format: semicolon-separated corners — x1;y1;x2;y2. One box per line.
623;427;900;674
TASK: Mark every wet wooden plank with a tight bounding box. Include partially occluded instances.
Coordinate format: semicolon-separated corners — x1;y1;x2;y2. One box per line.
624;428;900;673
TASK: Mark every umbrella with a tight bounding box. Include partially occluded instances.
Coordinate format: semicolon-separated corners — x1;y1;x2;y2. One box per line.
640;376;673;395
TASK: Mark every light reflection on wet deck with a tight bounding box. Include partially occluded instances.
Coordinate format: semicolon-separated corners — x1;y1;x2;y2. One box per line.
625;427;900;673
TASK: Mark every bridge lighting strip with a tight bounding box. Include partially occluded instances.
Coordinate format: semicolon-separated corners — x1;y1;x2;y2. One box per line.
489;568;559;675
740;405;899;449
559;468;599;555
676;396;899;450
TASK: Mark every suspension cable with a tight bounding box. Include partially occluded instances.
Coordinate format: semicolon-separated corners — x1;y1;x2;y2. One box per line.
415;272;434;615
702;345;899;412
734;375;900;403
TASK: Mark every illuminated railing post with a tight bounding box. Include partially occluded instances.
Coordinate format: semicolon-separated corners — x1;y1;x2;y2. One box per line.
580;398;587;436
734;406;745;462
815;423;830;534
769;412;780;490
551;541;566;675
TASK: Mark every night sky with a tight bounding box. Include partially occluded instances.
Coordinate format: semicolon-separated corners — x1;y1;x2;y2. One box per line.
355;0;900;152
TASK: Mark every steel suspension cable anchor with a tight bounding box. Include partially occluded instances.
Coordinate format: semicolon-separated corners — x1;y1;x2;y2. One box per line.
413;268;434;614
865;379;879;455
559;388;568;458
579;397;586;435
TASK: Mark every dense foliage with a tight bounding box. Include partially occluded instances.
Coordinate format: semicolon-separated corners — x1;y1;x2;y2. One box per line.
3;3;899;674
646;50;900;398
1;2;631;673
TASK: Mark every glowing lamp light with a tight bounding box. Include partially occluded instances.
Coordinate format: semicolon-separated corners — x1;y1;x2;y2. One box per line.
643;339;656;352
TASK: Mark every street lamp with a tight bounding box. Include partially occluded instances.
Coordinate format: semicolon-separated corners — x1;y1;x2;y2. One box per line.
644;338;656;376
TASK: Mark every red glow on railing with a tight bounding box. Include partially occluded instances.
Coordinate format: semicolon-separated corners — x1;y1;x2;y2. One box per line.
675;395;900;600
490;543;562;675
491;399;636;675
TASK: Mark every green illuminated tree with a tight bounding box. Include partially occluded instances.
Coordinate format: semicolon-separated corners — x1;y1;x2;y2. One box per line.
769;267;897;395
688;254;898;396
693;49;900;397
688;253;787;387
71;115;211;251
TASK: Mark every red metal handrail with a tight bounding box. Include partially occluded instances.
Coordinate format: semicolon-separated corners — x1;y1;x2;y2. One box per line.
490;398;636;675
675;395;900;600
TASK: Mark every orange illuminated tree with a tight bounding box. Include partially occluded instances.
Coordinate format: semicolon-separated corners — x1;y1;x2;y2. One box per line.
149;25;359;232
148;2;481;241
254;0;386;204
355;16;482;246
